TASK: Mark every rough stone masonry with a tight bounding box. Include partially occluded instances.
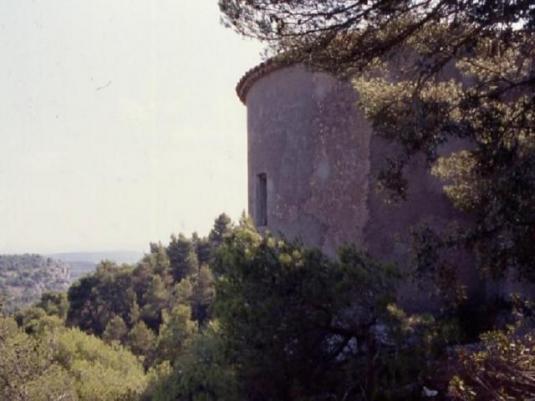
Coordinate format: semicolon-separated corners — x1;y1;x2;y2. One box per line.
237;60;484;311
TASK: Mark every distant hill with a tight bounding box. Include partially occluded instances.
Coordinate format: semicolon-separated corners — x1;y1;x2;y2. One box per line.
0;254;71;311
49;251;143;264
48;251;143;281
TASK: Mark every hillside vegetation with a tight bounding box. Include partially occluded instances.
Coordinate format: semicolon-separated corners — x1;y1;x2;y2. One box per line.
0;255;70;311
2;214;534;401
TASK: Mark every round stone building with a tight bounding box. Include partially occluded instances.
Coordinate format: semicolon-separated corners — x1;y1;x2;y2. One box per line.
239;61;468;255
236;60;481;308
235;59;532;309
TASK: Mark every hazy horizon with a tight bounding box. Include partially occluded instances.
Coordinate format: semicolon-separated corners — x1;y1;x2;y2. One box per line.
0;1;263;254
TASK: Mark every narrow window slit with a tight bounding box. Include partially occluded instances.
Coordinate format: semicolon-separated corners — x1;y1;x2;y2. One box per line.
256;173;267;227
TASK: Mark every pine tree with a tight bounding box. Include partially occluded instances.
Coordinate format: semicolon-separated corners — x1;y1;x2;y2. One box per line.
128;321;156;358
172;277;194;307
167;234;199;282
208;213;233;250
156;305;195;364
147;243;171;278
192;233;212;265
191;265;215;327
102;315;128;344
141;276;169;330
37;292;69;320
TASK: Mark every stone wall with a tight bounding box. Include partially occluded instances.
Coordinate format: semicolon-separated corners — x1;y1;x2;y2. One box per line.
243;63;482;311
246;65;372;256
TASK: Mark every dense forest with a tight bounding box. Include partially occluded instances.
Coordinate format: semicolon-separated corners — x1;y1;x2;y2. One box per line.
2;214;534;401
0;255;70;311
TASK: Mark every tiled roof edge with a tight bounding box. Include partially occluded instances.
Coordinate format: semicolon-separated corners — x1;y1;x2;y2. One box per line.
236;58;293;104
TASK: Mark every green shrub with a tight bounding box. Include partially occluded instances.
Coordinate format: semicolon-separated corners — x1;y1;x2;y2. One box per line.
448;330;535;400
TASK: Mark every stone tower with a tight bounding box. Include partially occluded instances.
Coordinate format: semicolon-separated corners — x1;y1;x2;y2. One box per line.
236;61;479;308
236;60;532;309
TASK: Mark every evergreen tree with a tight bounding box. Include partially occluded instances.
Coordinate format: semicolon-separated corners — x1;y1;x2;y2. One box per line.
156;305;196;364
141;276;169;330
132;260;153;307
128;298;141;328
149;327;238;401
172;277;194;307
213;222;399;401
145;243;172;280
1;314;147;401
14;307;47;335
192;232;212;266
57;327;148;401
208;213;233;250
167;234;199;282
67;262;135;335
191;265;215;328
37;291;69;320
128;321;156;359
102;315;128;344
0;317;78;401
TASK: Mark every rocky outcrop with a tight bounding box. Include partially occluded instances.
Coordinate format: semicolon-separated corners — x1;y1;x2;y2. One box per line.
0;254;71;311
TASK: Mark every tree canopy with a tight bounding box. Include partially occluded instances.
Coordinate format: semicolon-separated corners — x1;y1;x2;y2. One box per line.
220;0;534;68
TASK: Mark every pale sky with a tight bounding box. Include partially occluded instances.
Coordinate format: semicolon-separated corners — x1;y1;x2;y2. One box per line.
0;1;263;253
